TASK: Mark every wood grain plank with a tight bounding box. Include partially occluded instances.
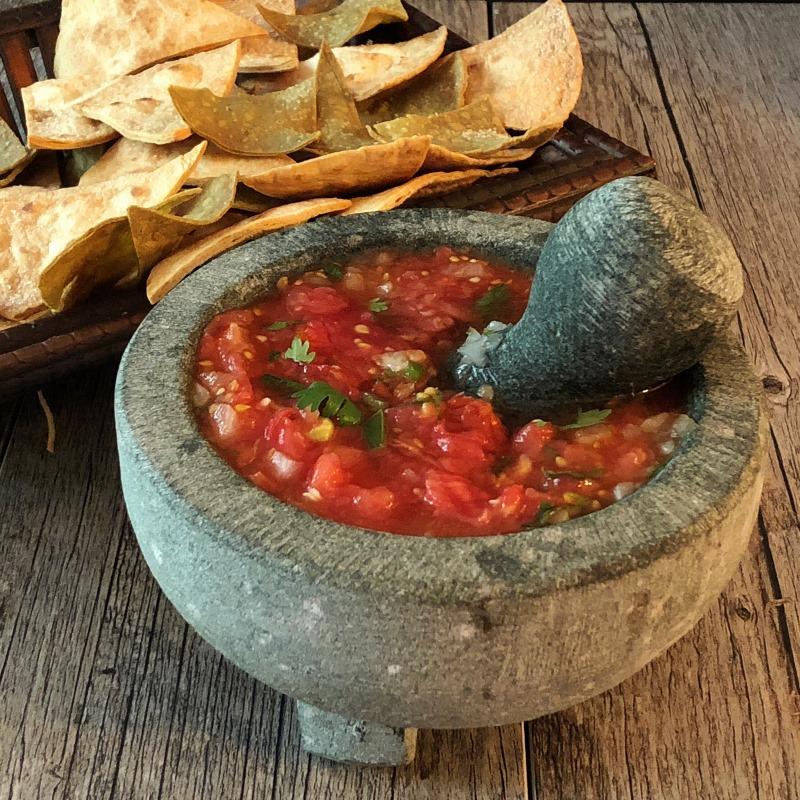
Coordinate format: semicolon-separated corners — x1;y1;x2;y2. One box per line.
0;30;36;128
495;3;800;799
637;0;800;686
34;22;56;77
411;0;488;44
0;369;132;799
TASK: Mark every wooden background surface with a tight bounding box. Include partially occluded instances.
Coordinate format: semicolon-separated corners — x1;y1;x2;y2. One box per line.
1;3;799;798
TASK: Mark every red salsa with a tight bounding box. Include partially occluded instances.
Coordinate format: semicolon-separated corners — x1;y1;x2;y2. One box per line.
193;247;692;536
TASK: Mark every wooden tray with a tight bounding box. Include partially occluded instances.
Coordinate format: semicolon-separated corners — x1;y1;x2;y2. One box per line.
0;0;655;399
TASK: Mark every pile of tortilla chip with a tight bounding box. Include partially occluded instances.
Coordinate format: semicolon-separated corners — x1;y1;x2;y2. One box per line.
1;0;581;321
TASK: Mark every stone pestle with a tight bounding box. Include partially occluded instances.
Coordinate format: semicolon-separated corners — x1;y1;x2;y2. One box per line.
452;176;744;417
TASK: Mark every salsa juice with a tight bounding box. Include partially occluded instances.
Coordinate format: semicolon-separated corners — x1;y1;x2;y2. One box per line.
192;247;692;536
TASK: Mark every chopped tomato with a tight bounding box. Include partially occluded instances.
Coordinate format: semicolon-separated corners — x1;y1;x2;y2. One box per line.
194;247;689;536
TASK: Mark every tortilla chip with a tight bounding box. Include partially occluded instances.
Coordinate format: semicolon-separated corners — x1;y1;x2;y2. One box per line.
370;97;556;155
79;137;294;186
357;51;466;124
257;0;408;49
39;187;204;309
331;26;447;102
243;26;447;102
215;0;299;72
423;144;535;171
342;167;517;214
77;43;242;145
242;135;430;198
298;0;340;14
129;173;237;272
312;41;373;153
0;119;30;173
22;79;117;150
146;197;351;302
0;151;37;188
231;186;281;211
0;142;205;319
460;0;582;130
54;0;265;84
170;80;319;155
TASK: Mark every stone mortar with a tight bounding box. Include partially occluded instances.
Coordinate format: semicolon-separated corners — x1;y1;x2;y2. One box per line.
115;209;766;763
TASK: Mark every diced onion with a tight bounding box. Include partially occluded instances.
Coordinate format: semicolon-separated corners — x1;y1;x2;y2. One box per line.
192;382;211;407
613;482;638;501
671;414;696;438
269;450;302;480
641;412;671;434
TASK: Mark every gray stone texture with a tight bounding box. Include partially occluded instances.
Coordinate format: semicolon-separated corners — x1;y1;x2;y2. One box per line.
455;177;744;416
296;702;417;765
115;206;765;764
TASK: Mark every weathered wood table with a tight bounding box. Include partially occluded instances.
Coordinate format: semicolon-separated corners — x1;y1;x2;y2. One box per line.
2;3;799;798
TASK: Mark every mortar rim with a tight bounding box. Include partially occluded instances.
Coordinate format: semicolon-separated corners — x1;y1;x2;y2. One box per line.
115;208;766;606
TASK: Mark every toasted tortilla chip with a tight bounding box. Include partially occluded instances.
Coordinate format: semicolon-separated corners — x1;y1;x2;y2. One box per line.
331;26;447;101
22;79;117;150
215;0;299;72
147;197;351;302
370;97;556;155
232;186;281;211
39;187;204;309
79;137;293;186
0;119;29;173
312;41;373;153
243;26;447;102
460;0;582;130
129;173;237;272
0;151;37;188
77;43;242;145
299;0;340;14
258;0;407;49
342;167;517;214
0;142;205;319
242;135;430;198
357;51;466;124
54;0;264;84
170;80;319;155
423;144;535;171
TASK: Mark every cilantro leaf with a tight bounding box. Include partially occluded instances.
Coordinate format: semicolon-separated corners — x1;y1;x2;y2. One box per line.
362;392;388;412
474;283;510;318
534;501;556;526
261;374;305;394
402;361;425;381
543;467;605;480
284;337;315;364
560;409;612;429
293;381;362;426
364;409;386;449
368;297;389;313
323;262;344;281
266;319;302;331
